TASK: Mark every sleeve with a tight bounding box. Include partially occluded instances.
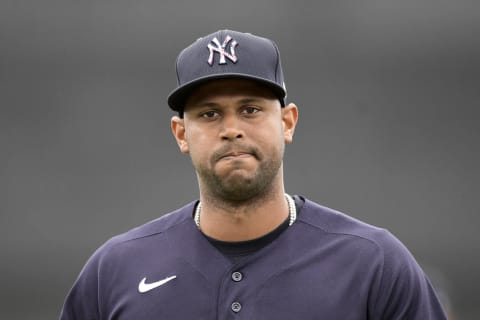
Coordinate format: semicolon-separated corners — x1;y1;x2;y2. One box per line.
59;247;103;320
368;229;447;320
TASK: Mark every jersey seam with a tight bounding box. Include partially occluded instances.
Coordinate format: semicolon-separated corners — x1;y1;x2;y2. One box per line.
103;214;193;250
296;218;388;250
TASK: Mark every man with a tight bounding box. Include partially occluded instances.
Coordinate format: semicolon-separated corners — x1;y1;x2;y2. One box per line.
60;30;446;319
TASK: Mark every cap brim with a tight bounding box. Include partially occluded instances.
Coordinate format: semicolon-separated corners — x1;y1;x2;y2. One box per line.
167;73;286;112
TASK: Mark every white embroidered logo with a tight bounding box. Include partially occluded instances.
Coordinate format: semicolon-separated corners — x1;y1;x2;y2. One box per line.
138;275;177;293
207;35;238;66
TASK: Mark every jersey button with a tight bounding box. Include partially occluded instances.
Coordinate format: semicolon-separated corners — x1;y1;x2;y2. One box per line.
231;271;243;282
231;301;242;313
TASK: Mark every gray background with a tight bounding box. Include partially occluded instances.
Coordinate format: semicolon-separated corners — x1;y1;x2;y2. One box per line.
1;1;478;319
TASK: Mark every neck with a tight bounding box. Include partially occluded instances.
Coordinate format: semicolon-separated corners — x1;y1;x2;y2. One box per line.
196;188;290;241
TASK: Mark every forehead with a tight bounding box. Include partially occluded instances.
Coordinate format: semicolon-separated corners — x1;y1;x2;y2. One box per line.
184;78;278;108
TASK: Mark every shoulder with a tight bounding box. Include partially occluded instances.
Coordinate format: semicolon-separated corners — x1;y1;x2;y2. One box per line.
109;201;196;243
73;201;197;276
296;197;420;291
60;201;198;319
297;197;403;253
296;197;446;319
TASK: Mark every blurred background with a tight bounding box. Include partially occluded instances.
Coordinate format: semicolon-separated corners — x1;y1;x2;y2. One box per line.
1;0;478;319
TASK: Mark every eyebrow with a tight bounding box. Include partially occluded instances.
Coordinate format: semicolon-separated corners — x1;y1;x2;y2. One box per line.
238;98;264;104
193;98;265;108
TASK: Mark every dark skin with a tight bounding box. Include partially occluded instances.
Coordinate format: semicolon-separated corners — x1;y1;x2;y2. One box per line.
171;79;298;241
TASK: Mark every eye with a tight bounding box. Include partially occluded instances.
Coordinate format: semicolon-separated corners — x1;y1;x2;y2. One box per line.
201;110;220;119
241;106;260;115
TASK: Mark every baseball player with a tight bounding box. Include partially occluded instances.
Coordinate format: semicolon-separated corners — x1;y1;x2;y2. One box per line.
60;29;447;319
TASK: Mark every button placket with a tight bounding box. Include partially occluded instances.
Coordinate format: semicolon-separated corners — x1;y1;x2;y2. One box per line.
230;271;244;313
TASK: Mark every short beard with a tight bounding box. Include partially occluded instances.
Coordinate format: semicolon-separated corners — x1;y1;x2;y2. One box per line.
196;145;283;205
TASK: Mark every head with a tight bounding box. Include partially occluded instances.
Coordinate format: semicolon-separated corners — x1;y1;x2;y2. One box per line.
169;30;298;203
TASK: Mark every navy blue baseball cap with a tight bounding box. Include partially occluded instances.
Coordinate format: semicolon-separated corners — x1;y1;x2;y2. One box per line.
167;29;287;113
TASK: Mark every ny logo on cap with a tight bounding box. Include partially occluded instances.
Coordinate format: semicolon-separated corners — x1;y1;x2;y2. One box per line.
207;35;238;66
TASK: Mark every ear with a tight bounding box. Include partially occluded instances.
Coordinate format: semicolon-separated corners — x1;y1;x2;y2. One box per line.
171;116;189;153
282;103;299;144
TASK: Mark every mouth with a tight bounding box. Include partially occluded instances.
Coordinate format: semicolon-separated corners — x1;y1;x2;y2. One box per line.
219;151;253;161
214;146;259;163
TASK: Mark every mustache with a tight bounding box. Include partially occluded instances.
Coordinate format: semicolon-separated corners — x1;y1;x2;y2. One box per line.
211;143;261;162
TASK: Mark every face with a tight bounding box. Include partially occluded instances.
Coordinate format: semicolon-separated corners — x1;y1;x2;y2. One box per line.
171;79;298;203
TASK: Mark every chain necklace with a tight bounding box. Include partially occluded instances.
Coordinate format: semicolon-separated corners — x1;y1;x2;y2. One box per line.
194;193;297;228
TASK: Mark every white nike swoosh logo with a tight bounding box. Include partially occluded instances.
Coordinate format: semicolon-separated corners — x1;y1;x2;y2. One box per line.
138;275;177;293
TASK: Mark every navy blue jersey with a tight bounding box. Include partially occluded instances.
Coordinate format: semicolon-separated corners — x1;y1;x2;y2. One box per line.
60;198;446;319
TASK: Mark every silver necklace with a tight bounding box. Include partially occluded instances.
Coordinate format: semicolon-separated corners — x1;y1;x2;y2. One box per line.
194;193;297;228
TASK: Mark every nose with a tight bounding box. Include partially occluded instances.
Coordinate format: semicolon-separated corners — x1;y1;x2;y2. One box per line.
220;114;244;141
